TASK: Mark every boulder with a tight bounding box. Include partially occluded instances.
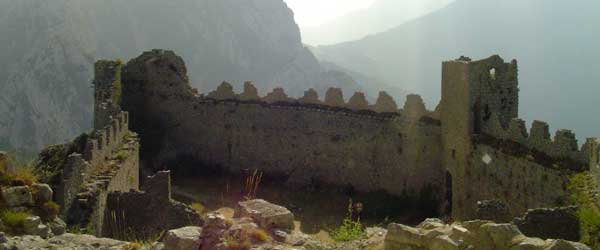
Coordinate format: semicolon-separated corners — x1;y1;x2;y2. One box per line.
481;223;523;250
163;226;203;250
385;223;425;248
23;216;41;235
234;199;294;231
2;186;33;207
31;183;53;203
544;239;591;250
48;217;67;236
509;237;547;250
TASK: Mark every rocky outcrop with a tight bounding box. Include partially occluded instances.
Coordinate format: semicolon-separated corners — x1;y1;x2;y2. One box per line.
384;218;590;250
163;226;203;250
514;206;580;241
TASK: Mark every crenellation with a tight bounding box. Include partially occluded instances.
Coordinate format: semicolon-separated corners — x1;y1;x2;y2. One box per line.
507;118;528;143
263;87;293;103
373;91;398;113
553;129;580;158
238;81;260;101
403;94;427;119
529;120;551;148
347;92;369;110
325;87;345;107
207;81;236;100
299;88;321;104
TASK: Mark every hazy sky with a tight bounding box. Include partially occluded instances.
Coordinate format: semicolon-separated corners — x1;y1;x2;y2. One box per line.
283;0;376;27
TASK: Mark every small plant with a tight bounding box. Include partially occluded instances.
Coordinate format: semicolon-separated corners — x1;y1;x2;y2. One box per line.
330;199;365;242
225;235;251;250
568;173;600;248
122;243;141;250
243;169;262;200
115;150;129;161
0;210;32;234
40;201;60;220
249;229;269;242
191;202;206;215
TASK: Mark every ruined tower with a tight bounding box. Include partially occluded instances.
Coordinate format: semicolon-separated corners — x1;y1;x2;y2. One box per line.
93;60;123;130
440;55;519;219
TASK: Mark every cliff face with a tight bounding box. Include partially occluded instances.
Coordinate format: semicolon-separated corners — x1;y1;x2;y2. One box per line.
0;0;360;152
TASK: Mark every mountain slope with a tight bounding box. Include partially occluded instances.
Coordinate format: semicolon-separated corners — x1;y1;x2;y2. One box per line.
0;0;367;152
300;0;454;45
315;0;600;140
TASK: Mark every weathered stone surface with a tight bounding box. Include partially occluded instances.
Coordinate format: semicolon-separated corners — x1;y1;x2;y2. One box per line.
23;216;41;235
544;239;591;250
481;223;523;250
403;94;427;118
208;81;236;100
239;81;260;101
163;226;203;250
476;200;511;223
299;88;321;104
263;87;291;103
2;186;33;207
513;206;580;241
385;223;424;247
234;199;294;231
324;88;345;107
347;92;369;110
373;91;397;113
31;183;53;204
48;217;67;236
510;237;547;250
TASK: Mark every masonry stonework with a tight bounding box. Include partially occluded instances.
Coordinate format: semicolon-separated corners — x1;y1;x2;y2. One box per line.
103;50;598;222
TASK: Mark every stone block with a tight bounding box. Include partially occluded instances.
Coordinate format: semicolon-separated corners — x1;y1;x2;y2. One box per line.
234;199;294;231
513;206;579;241
23;216;41;235
385;223;424;248
163;226;203;250
49;217;67;236
2;186;33;207
32;183;53;204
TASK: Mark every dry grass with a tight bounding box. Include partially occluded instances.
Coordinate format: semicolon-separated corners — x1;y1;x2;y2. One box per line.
191;202;206;215
249;229;269;242
121;243;141;250
244;169;262;200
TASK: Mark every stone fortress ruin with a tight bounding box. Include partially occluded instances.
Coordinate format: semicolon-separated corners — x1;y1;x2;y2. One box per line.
39;49;600;240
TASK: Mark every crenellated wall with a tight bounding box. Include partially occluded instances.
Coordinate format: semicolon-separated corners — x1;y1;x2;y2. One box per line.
441;55;596;220
110;50;598;222
121;50;446;205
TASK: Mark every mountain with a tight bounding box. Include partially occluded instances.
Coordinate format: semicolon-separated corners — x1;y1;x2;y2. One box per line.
300;0;455;45
314;0;600;141
0;0;369;152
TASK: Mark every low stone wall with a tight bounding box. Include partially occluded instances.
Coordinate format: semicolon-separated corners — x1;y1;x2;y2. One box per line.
104;171;201;240
514;206;580;242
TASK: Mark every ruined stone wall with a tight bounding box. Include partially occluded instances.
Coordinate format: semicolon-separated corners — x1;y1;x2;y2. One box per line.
441;55;594;220
588;138;600;185
466;144;571;217
121;50;446;200
104;171;201;240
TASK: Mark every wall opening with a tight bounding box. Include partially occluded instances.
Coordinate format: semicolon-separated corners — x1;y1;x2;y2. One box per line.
473;100;482;134
489;68;497;80
444;171;453;215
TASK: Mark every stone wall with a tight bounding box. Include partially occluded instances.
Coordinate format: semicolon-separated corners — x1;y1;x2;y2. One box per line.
104;171;202;240
121;50;446;201
440;55;595;220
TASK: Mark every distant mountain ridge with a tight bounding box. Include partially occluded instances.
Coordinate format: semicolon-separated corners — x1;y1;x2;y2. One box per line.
314;0;600;141
0;0;371;152
300;0;454;45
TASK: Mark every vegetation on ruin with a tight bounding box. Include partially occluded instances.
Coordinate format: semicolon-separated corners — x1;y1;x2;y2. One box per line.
112;60;123;106
0;153;38;187
0;210;32;234
568;173;600;248
191;202;206;215
243;169;263;200
224;227;269;250
330;199;365;242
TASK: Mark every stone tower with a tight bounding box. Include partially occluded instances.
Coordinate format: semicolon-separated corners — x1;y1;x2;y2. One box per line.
93;60;122;130
440;55;519;219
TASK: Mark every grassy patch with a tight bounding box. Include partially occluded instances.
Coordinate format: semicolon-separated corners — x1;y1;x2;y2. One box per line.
0;210;32;234
568;173;600;248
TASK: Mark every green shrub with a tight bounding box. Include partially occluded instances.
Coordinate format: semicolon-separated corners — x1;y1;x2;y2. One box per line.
1;210;32;234
568;173;600;248
330;199;365;242
191;202;205;215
